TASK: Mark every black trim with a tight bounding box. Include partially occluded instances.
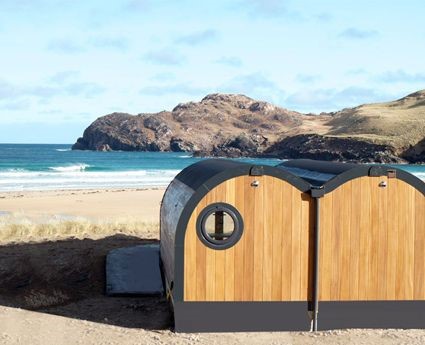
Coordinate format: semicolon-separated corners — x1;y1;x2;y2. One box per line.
318;301;425;330
174;159;250;191
196;202;244;250
324;165;425;195
280;159;358;175
278;159;425;196
311;196;321;331
173;302;310;332
172;161;311;302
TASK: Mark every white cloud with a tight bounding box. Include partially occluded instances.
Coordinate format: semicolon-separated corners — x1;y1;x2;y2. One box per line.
339;28;378;39
285;86;391;112
375;69;425;83
47;38;85;54
175;29;218;46
214;56;243;67
140;83;208;96
143;48;186;66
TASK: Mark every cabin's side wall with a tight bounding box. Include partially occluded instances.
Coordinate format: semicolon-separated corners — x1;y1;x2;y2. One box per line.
183;175;314;302
160;179;194;289
319;176;425;301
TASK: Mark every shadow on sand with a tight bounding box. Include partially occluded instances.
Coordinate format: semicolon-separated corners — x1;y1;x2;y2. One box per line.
0;235;172;329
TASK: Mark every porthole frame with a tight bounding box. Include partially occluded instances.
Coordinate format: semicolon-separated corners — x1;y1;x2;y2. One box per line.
196;202;244;250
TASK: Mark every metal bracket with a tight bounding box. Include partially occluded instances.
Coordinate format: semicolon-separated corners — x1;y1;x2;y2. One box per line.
249;166;264;176
311;186;325;198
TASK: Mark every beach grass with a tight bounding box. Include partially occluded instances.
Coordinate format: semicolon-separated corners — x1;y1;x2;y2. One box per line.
0;213;159;244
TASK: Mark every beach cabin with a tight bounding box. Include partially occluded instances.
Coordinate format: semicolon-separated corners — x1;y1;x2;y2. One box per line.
160;159;314;332
278;159;425;329
154;158;425;332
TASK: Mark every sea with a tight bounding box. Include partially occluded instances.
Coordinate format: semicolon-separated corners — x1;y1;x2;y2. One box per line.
0;144;424;192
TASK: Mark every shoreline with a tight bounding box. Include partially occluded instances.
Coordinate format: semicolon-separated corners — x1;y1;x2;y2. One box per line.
0;186;166;199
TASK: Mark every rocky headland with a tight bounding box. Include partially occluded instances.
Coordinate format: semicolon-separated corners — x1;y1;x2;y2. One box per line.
73;91;425;163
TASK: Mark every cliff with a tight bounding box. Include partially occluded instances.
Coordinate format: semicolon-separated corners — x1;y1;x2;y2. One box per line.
73;91;425;163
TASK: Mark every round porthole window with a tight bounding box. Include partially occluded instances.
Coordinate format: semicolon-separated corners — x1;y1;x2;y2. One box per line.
196;203;243;250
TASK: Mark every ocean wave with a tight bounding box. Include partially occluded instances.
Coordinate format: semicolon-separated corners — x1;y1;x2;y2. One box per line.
55;148;71;152
0;167;421;192
414;172;425;180
5;168;28;172
0;169;181;191
178;155;193;158
49;164;90;172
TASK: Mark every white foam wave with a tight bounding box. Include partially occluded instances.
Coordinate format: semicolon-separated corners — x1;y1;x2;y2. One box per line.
0;169;180;191
49;164;90;172
415;172;425;180
6;168;28;172
55;148;71;152
178;155;193;158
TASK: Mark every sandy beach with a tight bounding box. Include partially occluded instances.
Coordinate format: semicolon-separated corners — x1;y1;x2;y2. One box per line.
0;188;425;344
0;188;165;224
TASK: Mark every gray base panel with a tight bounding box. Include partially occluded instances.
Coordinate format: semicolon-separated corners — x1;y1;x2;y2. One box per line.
319;301;425;330
173;302;310;332
106;244;164;296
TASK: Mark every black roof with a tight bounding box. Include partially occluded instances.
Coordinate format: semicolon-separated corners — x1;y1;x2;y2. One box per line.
277;159;425;195
174;158;310;192
175;159;251;191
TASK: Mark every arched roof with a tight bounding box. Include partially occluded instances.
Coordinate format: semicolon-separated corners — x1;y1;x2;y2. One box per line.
170;158;311;301
278;159;425;195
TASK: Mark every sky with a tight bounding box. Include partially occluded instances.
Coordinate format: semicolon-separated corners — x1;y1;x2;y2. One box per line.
0;0;424;144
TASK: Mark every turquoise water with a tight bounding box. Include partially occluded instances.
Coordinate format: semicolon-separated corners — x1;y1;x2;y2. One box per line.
0;144;423;192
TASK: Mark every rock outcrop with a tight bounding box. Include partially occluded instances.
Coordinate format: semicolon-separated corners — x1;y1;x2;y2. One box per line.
72;93;305;155
73;91;425;163
265;134;404;163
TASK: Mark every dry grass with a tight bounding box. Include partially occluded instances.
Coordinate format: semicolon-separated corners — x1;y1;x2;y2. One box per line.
0;213;159;244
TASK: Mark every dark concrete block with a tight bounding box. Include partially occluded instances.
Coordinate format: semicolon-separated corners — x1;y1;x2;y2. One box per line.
106;244;164;296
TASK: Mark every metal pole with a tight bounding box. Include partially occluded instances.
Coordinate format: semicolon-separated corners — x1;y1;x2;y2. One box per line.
312;196;321;331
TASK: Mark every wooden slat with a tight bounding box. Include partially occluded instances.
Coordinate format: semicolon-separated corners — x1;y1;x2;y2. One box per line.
386;176;398;299
349;180;361;300
376;177;388;300
299;192;312;300
271;177;283;301
243;176;255;301
368;177;380;300
204;188;217;301
262;176;273;301
233;177;245;301
339;182;352;300
414;190;425;299
358;177;371;300
330;185;342;299
184;208;197;301
290;187;302;300
404;181;415;299
213;183;227;301
281;181;293;301
396;180;408;299
319;192;333;300
224;179;236;301
252;177;264;300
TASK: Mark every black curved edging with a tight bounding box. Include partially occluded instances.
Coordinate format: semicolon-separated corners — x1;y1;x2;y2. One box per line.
278;159;425;196
171;160;311;302
323;165;425;195
196;202;244;250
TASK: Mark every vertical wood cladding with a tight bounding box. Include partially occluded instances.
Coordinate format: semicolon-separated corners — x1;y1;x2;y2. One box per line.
319;177;425;301
184;175;313;302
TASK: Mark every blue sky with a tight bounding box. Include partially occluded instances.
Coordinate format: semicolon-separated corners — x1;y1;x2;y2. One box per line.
0;0;424;143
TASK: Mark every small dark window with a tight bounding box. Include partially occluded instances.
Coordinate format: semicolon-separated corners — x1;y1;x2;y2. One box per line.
197;203;243;250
